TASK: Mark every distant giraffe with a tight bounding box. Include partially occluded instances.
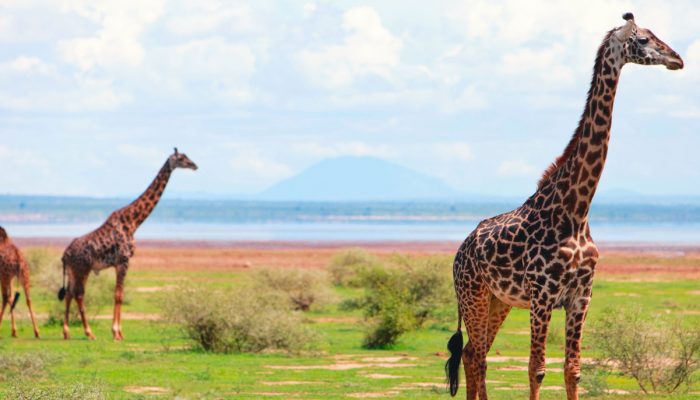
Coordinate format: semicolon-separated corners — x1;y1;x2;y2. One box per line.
0;227;40;338
59;148;197;340
445;14;683;400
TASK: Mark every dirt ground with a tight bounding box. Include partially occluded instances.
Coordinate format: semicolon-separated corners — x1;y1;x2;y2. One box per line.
13;238;700;279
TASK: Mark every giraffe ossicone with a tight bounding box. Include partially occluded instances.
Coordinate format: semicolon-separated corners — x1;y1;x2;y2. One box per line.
58;148;197;341
445;13;683;400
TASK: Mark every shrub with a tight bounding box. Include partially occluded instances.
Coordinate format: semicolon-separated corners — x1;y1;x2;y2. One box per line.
251;268;335;311
592;307;700;394
162;286;320;353
9;380;106;400
0;352;50;382
328;248;381;287
24;247;61;278
344;255;453;348
579;363;609;397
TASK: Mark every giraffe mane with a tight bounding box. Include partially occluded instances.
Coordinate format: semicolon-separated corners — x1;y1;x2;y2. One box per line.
537;30;614;190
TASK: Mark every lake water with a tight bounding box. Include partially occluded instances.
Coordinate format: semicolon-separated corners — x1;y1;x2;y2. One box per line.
4;220;700;243
3;197;700;243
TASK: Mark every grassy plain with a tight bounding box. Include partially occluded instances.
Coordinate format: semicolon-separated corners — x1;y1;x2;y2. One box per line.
1;241;700;399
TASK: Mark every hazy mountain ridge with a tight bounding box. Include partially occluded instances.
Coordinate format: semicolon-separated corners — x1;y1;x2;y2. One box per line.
259;156;461;201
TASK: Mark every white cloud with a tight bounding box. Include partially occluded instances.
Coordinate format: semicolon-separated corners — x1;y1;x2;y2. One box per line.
443;85;489;112
165;1;256;36
117;144;166;167
58;0;165;71
297;6;402;89
0;56;55;75
498;160;538;176
500;44;575;87
294;141;394;158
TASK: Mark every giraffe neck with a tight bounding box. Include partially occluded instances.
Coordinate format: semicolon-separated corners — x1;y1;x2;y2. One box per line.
121;160;173;232
537;33;624;222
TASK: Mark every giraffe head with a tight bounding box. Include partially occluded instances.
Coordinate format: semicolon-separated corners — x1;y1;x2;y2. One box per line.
614;12;683;70
168;147;198;171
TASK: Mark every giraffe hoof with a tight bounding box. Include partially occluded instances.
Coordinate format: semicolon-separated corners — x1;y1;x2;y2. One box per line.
536;371;545;384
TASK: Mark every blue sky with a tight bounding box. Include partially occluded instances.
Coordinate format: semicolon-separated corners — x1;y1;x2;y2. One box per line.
0;0;698;198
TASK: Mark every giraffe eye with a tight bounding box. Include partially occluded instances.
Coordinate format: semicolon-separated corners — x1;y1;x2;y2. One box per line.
638;37;649;45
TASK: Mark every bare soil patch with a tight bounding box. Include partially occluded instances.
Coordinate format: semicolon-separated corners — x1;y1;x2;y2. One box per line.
124;386;168;394
266;362;417;371
94;312;161;321
261;381;324;386
134;285;177;293
364;374;403;379
18;239;700;279
347;391;400;398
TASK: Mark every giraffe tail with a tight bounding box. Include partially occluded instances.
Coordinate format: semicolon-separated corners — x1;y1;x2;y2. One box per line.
445;311;463;396
57;260;67;301
10;292;20;311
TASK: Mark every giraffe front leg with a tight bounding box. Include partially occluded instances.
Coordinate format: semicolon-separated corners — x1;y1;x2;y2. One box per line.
112;265;127;341
528;298;553;400
564;295;591;400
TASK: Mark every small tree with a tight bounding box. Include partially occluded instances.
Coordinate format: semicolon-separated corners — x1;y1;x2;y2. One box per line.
344;256;453;348
592;307;700;394
328;248;381;287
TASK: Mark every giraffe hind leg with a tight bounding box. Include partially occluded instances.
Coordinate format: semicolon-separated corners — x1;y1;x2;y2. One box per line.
0;280;10;336
20;271;40;338
63;291;72;340
485;294;512;353
461;284;492;400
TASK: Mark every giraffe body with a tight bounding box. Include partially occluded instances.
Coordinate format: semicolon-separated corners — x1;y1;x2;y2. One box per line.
0;227;40;338
60;149;197;341
446;14;683;400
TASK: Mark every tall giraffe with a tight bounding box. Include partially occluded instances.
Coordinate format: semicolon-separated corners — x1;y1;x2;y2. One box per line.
59;148;197;340
445;14;683;400
0;227;40;338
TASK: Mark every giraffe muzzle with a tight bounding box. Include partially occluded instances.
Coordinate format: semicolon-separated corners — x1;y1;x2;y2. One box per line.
664;53;684;70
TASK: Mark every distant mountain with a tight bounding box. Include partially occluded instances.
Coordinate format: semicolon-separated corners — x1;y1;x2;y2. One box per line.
259;156;460;201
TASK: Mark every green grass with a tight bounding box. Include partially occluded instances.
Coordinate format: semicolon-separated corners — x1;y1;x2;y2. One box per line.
2;250;700;399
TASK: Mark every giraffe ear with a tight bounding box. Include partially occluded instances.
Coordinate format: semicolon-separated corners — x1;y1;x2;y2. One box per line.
615;18;635;41
174;147;179;155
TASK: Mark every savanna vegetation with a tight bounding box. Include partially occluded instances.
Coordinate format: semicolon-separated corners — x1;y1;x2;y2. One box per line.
1;245;699;399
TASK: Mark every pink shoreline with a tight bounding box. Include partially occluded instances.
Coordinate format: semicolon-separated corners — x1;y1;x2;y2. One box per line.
11;237;700;253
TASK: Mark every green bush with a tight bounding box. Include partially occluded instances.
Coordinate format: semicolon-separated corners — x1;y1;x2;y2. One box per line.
162;286;321;353
592;307;700;394
0;352;51;382
344;255;453;348
579;363;609;397
328;248;381;287
251;268;335;311
9;380;106;400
